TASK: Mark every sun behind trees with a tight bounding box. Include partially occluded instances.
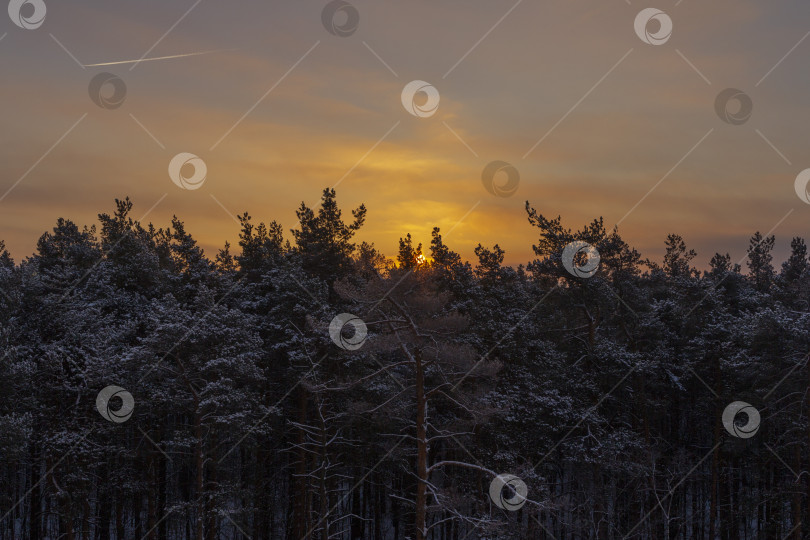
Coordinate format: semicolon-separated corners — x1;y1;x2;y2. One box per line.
0;188;809;539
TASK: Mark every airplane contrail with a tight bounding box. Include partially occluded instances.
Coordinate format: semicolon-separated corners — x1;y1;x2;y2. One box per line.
83;48;237;67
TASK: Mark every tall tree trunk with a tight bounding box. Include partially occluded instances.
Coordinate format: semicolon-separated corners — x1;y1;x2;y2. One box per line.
793;445;802;540
374;469;383;540
319;409;329;540
50;457;75;540
194;407;204;540
709;404;721;540
293;387;310;539
97;479;111;540
28;444;40;540
806;353;810;539
205;456;217;540
133;487;143;540
709;353;722;540
259;448;271;540
157;450;167;540
415;348;427;540
81;496;91;539
58;492;74;540
115;488;124;540
350;478;362;539
593;465;607;539
147;455;157;540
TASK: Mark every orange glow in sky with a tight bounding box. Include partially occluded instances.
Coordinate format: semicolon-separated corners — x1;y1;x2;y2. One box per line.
1;1;809;267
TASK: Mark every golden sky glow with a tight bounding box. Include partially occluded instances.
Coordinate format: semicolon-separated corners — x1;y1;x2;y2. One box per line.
1;1;809;267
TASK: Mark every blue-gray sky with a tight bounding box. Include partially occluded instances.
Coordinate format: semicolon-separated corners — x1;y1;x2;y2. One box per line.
1;0;809;267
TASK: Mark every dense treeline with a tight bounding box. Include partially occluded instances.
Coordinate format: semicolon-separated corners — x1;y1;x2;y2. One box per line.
0;188;808;539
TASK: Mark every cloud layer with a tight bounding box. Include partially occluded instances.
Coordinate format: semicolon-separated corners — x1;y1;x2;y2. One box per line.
1;0;808;266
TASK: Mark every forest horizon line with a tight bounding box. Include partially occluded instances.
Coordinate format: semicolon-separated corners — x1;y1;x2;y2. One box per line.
0;187;799;275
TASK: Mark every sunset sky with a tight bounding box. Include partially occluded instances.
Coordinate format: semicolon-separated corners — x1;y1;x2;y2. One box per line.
1;0;809;267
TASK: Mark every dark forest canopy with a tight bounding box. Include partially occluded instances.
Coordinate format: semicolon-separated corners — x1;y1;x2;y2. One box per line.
0;188;808;539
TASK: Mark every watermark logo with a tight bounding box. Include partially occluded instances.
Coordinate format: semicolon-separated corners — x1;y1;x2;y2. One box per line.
634;8;672;46
722;401;760;439
794;169;810;204
169;153;207;191
715;88;753;125
489;474;527;511
8;0;46;29
96;385;134;423
561;241;600;278
481;160;519;198
88;73;127;110
401;80;440;118
321;0;359;37
329;313;368;351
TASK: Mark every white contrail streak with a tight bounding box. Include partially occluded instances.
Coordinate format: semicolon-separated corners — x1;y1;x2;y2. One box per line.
83;48;236;67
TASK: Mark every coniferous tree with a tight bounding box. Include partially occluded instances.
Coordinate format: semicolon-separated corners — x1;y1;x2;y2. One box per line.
747;231;776;292
291;188;366;282
1;192;809;539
